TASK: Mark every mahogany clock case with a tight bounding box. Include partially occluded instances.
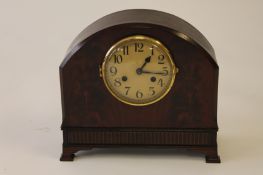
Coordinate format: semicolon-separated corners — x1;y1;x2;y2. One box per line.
59;9;220;163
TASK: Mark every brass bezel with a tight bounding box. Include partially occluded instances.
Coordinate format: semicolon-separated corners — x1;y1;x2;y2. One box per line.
101;35;178;106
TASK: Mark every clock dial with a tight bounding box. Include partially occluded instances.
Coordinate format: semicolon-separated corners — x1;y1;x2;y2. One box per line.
102;35;178;106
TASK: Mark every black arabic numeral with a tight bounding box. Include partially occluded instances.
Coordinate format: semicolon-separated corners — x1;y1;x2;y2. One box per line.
158;78;163;87
114;78;121;87
158;54;165;64
109;66;117;75
125;86;131;95
136;90;143;98
149;87;155;95
135;43;144;52
123;45;129;55
151;46;154;55
162;67;168;76
114;55;123;64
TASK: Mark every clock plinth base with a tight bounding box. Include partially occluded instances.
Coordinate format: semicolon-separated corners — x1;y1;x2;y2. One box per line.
60;128;220;163
60;145;220;163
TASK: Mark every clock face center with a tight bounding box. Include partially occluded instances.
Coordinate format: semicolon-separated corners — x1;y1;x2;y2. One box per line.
136;68;142;75
102;35;178;106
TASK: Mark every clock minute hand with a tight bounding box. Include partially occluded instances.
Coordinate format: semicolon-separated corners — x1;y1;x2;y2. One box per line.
141;70;167;75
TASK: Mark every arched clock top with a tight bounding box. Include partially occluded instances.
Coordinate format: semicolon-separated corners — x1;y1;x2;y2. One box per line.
61;9;217;68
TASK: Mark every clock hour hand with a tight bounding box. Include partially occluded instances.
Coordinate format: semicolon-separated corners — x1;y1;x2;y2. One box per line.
140;56;151;70
136;56;151;75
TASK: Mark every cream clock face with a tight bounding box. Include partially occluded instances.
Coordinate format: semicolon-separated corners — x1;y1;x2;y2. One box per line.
102;35;178;106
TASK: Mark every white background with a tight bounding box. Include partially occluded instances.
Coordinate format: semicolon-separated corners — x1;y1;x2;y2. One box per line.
1;0;263;174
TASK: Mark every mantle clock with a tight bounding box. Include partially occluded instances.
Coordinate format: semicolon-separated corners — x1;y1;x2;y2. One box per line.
59;9;220;163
